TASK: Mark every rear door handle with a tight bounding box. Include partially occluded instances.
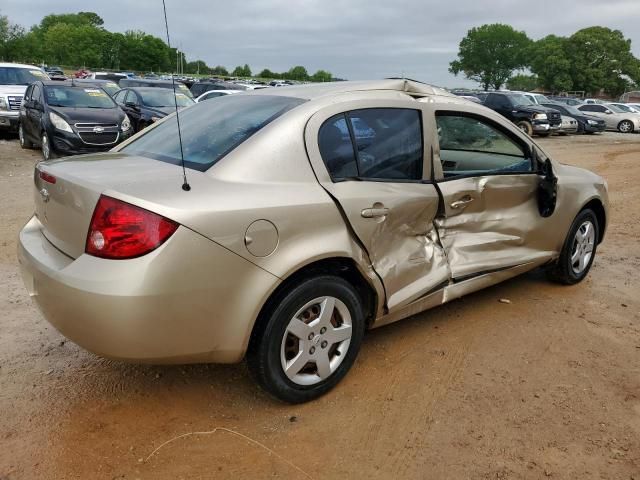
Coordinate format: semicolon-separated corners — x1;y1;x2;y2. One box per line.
361;207;390;218
450;195;474;209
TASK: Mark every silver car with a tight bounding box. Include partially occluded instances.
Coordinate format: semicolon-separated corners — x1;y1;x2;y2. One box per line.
577;103;640;133
18;80;609;403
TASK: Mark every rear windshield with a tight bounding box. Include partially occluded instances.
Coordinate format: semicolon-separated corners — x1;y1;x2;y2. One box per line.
44;86;116;108
121;95;306;171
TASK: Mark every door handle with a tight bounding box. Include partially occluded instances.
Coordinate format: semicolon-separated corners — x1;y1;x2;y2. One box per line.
361;207;390;218
450;195;474;209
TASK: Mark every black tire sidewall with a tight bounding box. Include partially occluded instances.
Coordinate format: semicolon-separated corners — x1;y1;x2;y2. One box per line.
557;209;599;284
249;276;365;403
516;121;533;136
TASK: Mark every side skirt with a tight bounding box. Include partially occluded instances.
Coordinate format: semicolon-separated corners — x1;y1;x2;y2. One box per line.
370;257;551;328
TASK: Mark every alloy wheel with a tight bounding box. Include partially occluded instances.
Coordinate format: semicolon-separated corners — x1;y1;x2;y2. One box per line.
280;296;353;386
570;220;595;275
619;120;633;133
41;133;50;160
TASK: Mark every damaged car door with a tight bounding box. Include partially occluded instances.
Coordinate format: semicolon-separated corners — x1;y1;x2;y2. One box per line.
432;107;556;279
306;102;450;312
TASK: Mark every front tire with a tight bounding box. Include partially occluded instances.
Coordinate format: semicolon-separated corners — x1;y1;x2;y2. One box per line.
41;132;56;161
618;120;634;133
547;209;599;285
247;275;365;403
516;120;533;136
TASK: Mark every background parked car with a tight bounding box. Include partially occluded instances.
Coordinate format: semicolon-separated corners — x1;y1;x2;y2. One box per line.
0;62;50;133
482;92;561;136
190;80;247;98
72;78;121;98
19;80;132;160
113;87;194;132
119;78;194;99
549;96;584;106
44;66;64;76
88;72;129;83
195;90;243;102
539;102;606;134
577;103;640;133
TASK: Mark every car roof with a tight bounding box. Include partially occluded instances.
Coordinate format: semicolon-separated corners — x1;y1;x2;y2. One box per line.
0;62;42;69
250;79;453;101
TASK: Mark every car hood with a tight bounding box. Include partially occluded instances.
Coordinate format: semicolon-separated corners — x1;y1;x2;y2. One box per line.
49;106;124;125
0;84;28;96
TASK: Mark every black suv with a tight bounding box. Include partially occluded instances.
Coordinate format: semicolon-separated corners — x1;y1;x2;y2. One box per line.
482;92;562;136
19;81;132;160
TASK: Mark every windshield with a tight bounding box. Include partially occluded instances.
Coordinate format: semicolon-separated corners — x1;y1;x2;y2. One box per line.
535;94;551;103
562;105;583;116
611;104;637;113
508;94;535;106
121;95;306;171
99;82;120;97
0;67;49;85
44;86;116;108
140;89;195;107
607;104;625;113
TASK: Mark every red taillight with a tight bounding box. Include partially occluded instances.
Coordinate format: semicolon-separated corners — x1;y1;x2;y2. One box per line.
86;195;178;259
39;171;56;184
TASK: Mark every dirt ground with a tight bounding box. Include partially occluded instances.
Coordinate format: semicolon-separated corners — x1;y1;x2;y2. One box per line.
0;131;639;480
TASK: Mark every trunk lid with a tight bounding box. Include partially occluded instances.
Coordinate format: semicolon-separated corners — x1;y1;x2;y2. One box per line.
34;152;208;259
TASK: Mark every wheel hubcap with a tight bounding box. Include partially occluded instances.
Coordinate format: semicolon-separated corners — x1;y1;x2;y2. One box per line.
570;220;595;275
280;296;352;386
620;122;631;133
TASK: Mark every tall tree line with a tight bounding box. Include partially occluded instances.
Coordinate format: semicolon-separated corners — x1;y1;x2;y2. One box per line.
0;11;334;80
450;24;640;96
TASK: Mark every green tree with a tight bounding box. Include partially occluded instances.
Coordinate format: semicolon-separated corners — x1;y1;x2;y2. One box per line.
210;65;228;76
185;60;209;75
528;35;573;92
287;65;308;81
258;68;275;78
231;65;246;77
506;74;539;91
566;26;639;96
450;24;532;90
311;69;332;82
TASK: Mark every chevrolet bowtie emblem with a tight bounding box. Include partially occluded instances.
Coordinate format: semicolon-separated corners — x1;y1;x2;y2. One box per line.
93;126;104;133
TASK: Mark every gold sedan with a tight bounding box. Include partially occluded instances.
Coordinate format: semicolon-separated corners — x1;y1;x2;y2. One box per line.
18;80;608;403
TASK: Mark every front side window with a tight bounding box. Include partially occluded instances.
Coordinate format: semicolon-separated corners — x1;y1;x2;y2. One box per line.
113;90;127;105
121;94;305;171
125;91;140;106
436;113;531;178
318;108;423;181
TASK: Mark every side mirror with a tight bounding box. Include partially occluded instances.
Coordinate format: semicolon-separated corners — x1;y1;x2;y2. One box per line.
537;158;558;218
605;110;612;114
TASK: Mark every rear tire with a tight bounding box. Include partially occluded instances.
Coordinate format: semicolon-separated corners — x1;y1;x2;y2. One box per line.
19;123;34;149
618;120;634;133
247;275;365;403
547;209;599;285
516;120;533;136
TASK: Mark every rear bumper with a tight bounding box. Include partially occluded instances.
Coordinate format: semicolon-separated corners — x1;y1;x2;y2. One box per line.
18;216;280;364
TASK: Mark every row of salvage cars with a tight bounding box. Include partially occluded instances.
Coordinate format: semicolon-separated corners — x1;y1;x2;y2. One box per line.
454;90;640;136
18;78;610;403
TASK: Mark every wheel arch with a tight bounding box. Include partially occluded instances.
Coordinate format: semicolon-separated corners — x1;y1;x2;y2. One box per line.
581;198;606;244
247;256;380;357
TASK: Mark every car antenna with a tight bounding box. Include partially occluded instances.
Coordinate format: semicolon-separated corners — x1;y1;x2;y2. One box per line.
162;0;191;192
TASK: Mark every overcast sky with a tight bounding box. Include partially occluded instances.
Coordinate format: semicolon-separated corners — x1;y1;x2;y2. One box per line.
3;0;640;87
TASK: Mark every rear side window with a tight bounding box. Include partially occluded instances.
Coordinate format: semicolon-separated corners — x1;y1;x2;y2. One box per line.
121;95;306;171
318;108;423;181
